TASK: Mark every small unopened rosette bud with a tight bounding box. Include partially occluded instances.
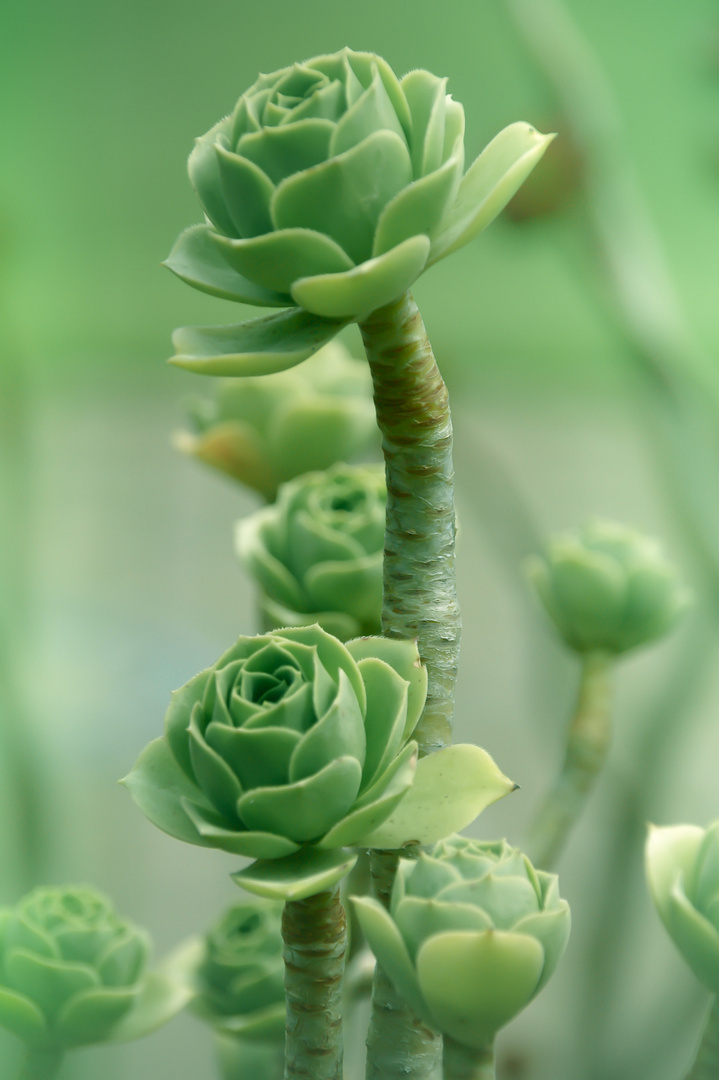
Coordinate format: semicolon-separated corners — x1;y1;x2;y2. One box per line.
0;885;190;1051
646;821;719;992
237;463;385;640
124;625;514;901
165;48;553;375
354;836;570;1049
174;341;378;499
193;900;285;1041
527;519;688;655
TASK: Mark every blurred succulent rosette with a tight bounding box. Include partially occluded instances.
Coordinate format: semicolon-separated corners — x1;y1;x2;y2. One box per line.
354;835;570;1048
125;625;513;900
175;341;378;499
0;885;189;1051
646;821;719;992
193;899;285;1038
165;48;553;375
526;519;688;655
237;462;385;639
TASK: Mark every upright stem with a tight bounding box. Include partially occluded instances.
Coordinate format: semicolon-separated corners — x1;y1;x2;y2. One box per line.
19;1047;64;1080
365;850;442;1080
282;887;346;1080
359;291;460;755
526;650;613;870
443;1037;495;1080
686;997;719;1080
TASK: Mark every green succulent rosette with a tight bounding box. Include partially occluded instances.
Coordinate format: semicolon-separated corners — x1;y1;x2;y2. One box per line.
354;835;570;1049
165;47;553;375
175;341;378;499
646;821;719;993
526;519;688;655
237;462;385;640
125;624;514;900
192;900;285;1041
0;885;190;1051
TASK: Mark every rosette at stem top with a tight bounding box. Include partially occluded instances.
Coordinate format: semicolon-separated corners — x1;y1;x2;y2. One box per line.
354;836;570;1049
165;48;553;376
124;625;515;900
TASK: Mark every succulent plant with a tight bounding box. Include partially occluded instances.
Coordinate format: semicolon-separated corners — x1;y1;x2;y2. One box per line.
175;340;378;499
193;900;285;1039
165;47;552;375
646;821;719;993
0;885;189;1052
526;519;688;655
354;835;570;1049
125;624;513;900
237;462;385;639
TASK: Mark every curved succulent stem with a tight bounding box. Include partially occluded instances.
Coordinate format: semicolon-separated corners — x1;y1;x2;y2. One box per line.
282;887;346;1080
526;650;613;870
686;997;719;1080
359;291;460;755
18;1047;64;1080
442;1037;495;1080
365;849;442;1080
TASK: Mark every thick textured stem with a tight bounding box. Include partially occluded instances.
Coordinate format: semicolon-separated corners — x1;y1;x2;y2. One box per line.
443;1037;495;1080
359;292;460;755
282;887;346;1080
686;998;719;1080
527;650;613;870
365;850;442;1080
19;1047;64;1080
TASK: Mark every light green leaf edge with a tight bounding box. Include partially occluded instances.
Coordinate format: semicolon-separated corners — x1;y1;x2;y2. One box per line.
232;847;358;901
428;123;555;266
358;743;515;849
170;308;349;377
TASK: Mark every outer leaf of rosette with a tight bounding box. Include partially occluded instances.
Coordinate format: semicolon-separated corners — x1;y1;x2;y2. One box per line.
214;1001;286;1041
121;737;215;848
416;930;544;1048
427;123;555;266
351;897;432;1024
355;744;515;849
169;309;351;377
108;969;196;1043
290;235;430;319
317;740;418;849
232;847;358;901
345;637;427;742
164;225;292;307
645;824;705;927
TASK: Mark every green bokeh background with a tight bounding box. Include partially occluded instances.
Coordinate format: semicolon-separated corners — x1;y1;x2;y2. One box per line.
2;0;719;1077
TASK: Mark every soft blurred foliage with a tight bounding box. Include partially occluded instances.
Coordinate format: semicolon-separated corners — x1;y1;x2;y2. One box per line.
2;0;719;1077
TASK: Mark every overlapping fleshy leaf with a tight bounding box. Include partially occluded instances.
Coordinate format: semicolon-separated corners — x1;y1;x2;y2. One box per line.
167;47;553;375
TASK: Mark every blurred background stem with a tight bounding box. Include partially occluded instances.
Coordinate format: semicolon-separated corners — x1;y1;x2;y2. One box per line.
526;649;613;870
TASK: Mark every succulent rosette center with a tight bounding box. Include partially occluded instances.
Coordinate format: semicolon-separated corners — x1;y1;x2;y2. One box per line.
238;463;385;640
